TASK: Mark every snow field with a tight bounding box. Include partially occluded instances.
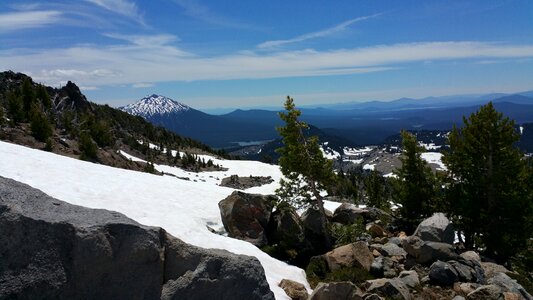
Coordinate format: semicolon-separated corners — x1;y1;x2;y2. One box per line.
0;141;309;299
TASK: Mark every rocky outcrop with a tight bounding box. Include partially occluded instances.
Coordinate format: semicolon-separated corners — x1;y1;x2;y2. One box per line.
218;191;275;247
414;213;454;244
220;175;274;190
0;177;274;300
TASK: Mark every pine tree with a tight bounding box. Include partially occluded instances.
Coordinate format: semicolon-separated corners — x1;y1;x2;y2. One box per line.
7;91;24;123
394;130;437;232
79;131;98;161
365;170;390;211
276;96;335;249
443;102;531;261
36;84;52;110
21;78;36;117
29;104;53;142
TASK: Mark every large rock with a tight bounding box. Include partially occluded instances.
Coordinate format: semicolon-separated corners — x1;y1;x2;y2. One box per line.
481;262;511;280
398;270;420;289
467;284;503;299
309;282;363;300
401;235;458;265
324;241;374;272
0;177;274;300
488;273;533;300
279;279;309;300
377;242;407;258
218;191;275;247
302;207;332;254
364;278;412;300
332;203;364;225
429;260;459;286
414;213;454;244
267;204;304;247
449;260;485;284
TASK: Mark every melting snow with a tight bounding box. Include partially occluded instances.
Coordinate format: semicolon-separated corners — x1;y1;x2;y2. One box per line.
421;152;447;171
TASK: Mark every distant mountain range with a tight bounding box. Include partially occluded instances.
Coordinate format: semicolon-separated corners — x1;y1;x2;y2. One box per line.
121;92;533;150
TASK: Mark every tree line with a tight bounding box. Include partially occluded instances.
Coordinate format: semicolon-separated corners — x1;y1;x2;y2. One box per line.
276;96;533;266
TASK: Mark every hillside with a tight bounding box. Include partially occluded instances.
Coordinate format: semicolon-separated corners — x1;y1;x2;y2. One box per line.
0;71;226;172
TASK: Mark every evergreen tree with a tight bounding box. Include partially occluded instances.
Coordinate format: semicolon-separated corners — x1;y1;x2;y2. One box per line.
21;78;36;117
0;106;4;125
443;102;531;261
29;104;53;142
394;130;437;232
36;84;52;110
365;170;390;211
79;131;98;161
7;91;24;123
276;96;335;248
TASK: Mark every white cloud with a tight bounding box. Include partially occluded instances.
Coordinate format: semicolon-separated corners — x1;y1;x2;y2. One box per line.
131;83;154;88
3;41;533;87
80;86;100;91
172;0;257;29
258;13;382;49
84;0;144;24
0;10;62;32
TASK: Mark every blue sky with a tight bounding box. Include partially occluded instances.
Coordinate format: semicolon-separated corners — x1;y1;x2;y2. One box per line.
1;0;533;111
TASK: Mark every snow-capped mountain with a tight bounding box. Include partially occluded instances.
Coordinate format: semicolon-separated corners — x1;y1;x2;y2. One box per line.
120;94;278;148
120;94;190;118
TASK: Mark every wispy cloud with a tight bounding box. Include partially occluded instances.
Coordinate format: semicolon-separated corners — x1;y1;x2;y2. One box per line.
4;41;533;87
132;83;154;88
84;0;144;25
258;13;382;49
0;10;62;32
173;0;257;29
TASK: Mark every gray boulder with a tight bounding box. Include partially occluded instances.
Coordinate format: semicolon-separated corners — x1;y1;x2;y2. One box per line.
310;281;363;300
414;213;455;244
467;284;503;299
429;260;459;286
332;203;364;225
302;208;332;254
488;272;533;300
378;242;407;258
364;278;412;300
0;177;274;300
218;191;275;247
402;235;458;265
398;270;419;289
267;204;304;247
370;256;399;278
448;260;485;284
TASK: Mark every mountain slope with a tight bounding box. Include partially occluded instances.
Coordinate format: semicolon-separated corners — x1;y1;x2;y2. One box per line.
121;95;278;148
0;71;224;172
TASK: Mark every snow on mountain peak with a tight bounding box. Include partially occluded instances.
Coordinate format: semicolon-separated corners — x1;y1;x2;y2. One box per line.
121;94;190;117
